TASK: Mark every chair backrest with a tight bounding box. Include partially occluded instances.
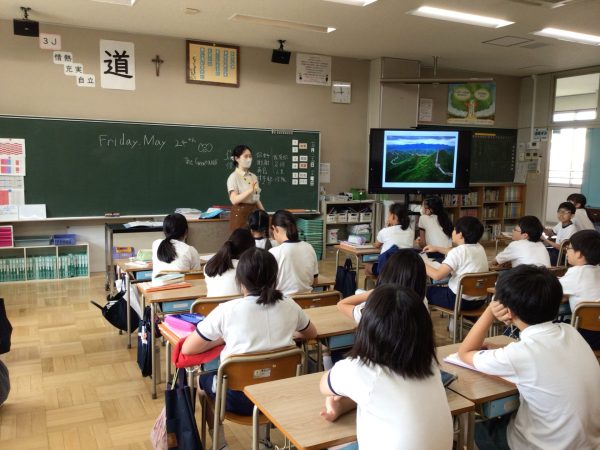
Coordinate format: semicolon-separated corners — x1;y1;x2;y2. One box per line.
556;239;571;268
572;301;600;332
190;294;238;315
215;346;304;420
457;272;498;299
548;266;568;277
290;290;342;309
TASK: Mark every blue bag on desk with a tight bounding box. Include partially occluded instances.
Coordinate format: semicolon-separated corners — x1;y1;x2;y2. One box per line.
335;258;357;298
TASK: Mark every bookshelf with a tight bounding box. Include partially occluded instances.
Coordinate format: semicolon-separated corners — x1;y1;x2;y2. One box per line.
409;183;526;242
320;199;376;250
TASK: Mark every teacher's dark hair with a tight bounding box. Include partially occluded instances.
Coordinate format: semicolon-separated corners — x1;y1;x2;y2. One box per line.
232;144;252;168
157;213;188;264
348;286;437;378
272;209;299;242
247;209;272;250
236;247;283;306
204;228;255;277
377;249;427;300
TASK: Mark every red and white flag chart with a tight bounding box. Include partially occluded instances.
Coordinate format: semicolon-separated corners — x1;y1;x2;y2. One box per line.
0;138;26;176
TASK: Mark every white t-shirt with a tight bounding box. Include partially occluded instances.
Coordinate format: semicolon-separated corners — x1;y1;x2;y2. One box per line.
574;208;595;231
560;265;600;312
204;259;240;298
418;214;452;249
328;358;453;450
151;238;201;279
352;297;429;323
376;225;414;253
443;244;489;300
196;295;310;360
552;222;578;244
473;322;600;450
269;241;319;295
495;240;550;267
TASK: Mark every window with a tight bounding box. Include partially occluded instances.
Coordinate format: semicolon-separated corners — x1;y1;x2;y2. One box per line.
553;73;599;123
548;128;587;186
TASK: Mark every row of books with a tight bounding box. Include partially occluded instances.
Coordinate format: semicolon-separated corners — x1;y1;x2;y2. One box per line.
0;254;89;281
505;186;522;202
483;189;501;201
441;192;479;207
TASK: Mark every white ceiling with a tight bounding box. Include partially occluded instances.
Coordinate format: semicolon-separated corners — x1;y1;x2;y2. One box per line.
3;0;600;76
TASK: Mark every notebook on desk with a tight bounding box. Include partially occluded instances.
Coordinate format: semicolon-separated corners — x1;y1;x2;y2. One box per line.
138;281;192;292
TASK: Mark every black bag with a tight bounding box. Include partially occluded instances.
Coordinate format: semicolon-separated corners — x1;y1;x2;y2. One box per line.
166;369;203;450
0;298;12;354
0;360;9;406
90;290;139;333
334;258;357;298
137;306;153;377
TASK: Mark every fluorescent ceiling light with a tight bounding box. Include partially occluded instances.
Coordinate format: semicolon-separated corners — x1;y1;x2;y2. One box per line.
322;0;378;6
408;6;514;28
230;14;335;33
91;0;136;5
533;27;600;45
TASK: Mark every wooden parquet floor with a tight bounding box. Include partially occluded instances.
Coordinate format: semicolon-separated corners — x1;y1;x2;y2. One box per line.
0;249;456;450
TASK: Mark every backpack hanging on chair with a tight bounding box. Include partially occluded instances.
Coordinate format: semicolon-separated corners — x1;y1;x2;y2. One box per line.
334;258;357;298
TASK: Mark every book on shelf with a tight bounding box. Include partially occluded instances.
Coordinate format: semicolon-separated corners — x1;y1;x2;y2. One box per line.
138;280;192;292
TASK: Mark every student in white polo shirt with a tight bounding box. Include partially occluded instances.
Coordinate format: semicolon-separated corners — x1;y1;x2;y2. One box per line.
458;265;600;450
417;195;453;262
492;215;550;268
543;201;578;265
567;193;595;231
151;213;201;279
269;209;319;295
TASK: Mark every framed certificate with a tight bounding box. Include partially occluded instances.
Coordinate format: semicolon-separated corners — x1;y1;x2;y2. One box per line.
186;40;240;87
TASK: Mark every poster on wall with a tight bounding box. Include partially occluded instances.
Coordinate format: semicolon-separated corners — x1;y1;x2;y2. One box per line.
296;53;331;86
100;40;136;90
0;139;26;176
186;40;240;87
447;82;496;125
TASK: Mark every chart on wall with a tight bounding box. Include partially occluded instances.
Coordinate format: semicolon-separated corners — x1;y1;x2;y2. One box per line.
0;116;320;217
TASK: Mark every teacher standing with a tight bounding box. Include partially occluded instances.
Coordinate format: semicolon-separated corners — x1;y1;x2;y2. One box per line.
227;144;264;230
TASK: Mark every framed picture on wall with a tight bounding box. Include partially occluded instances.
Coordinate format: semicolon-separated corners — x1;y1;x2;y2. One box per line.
186;40;240;87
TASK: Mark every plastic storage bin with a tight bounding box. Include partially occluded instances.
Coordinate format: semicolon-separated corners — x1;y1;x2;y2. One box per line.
53;234;76;245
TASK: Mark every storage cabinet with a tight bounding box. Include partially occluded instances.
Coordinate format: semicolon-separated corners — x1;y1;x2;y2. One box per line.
320;199;376;248
0;243;89;282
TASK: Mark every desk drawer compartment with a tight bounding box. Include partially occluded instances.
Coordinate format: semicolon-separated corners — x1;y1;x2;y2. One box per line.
162;299;196;313
480;394;520;419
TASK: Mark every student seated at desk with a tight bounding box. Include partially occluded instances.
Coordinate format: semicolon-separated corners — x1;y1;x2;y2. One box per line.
543;201;578;265
269;209;319;295
559;229;600;350
567;193;595;231
424;216;489;311
151;213;201;279
338;249;429;323
182;248;317;450
320;286;453;450
365;203;414;276
417;195;453;262
458;265;600;450
491;215;550;268
204;228;255;297
247;209;277;250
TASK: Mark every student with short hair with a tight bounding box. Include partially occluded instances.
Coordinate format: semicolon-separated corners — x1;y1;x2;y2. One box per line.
567;193;595;231
543;201;578;265
320;286;453;450
338;249;428;323
417;195;453;261
366;203;415;276
560;229;600;350
151;213;201;279
424;216;489;311
247;209;276;250
492;215;550;267
203;228;255;297
269;209;319;295
458;265;600;450
182;247;318;450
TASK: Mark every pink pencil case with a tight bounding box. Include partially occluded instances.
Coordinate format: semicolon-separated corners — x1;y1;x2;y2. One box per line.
164;315;198;333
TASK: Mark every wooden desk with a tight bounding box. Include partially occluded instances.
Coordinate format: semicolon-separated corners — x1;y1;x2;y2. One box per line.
312;275;335;291
115;258;152;348
244;372;475;450
334;244;380;284
139;279;207;398
305;306;357;370
437;336;518;406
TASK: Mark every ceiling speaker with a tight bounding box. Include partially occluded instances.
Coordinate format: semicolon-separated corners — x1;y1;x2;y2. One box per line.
271;49;291;65
14;19;39;37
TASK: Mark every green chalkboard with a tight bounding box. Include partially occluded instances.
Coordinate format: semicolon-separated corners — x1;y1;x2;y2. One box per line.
418;125;517;183
0;116;320;217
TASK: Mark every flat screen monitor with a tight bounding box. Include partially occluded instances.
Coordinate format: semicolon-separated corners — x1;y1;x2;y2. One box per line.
368;128;471;194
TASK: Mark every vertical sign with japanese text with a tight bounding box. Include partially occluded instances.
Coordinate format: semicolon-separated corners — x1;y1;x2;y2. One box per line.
100;40;135;91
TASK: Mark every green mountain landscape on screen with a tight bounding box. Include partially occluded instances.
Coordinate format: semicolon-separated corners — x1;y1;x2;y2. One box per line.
385;143;455;183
